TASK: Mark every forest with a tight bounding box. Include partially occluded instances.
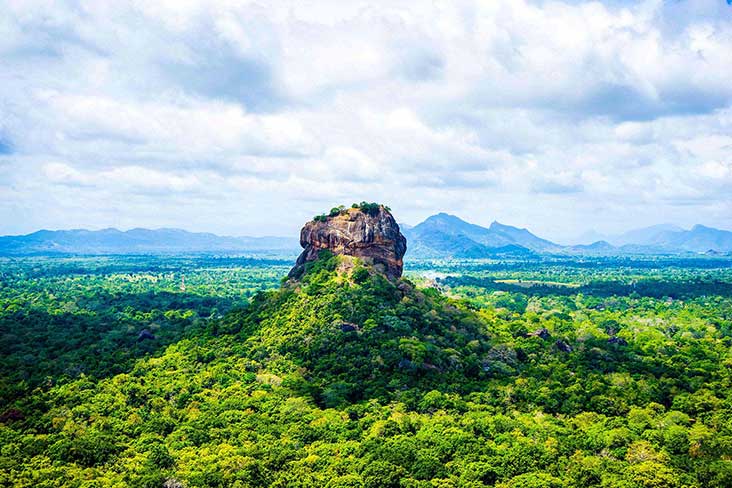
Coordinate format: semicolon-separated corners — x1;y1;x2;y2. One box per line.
1;253;732;487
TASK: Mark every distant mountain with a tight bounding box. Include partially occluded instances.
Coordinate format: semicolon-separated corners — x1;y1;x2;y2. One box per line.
652;225;732;253
403;213;556;258
610;224;684;246
571;229;610;246
5;220;732;257
487;221;561;253
403;213;732;257
601;224;732;253
568;240;616;254
0;228;299;255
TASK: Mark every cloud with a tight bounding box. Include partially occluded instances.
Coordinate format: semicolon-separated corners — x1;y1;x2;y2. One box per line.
0;137;11;155
43;162;201;193
531;172;584;194
26;92;319;164
1;0;732;239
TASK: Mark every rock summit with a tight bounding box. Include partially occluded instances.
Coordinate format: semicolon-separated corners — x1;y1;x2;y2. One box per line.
289;203;407;280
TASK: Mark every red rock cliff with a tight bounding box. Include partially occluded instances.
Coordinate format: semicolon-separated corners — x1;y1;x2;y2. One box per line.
289;205;407;280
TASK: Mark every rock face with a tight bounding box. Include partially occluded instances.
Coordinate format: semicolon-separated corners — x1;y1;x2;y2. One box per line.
528;328;551;340
137;329;155;341
555;340;573;353
289;205;407;280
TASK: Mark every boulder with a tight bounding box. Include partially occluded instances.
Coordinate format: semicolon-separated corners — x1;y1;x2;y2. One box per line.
529;328;551;340
0;408;24;423
607;336;628;346
340;322;359;332
555;340;573;353
138;329;155;341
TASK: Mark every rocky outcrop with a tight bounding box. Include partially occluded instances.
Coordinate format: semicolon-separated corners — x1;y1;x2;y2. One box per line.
607;336;628;346
289;205;407;280
528;328;551;340
137;329;155;341
555;340;573;353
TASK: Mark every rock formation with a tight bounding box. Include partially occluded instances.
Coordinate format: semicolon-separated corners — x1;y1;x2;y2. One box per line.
137;329;155;341
528;328;551;340
289;204;407;280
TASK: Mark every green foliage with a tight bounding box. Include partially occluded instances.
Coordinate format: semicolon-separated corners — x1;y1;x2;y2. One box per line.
313;203;390;221
499;472;565;488
330;205;347;217
353;202;389;216
0;256;288;408
1;254;732;486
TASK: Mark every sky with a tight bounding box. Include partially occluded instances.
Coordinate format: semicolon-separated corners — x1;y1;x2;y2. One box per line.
1;0;732;242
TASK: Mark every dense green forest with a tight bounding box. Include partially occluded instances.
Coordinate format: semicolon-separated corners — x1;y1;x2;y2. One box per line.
2;254;732;487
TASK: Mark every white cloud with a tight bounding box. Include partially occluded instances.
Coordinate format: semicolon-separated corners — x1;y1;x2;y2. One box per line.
1;0;732;239
43;162;201;193
32;92;318;160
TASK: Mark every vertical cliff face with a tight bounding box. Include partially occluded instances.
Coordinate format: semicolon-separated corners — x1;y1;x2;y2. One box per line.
288;205;407;280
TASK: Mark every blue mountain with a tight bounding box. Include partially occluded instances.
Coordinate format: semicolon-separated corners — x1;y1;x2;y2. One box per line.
0;228;299;255
403;213;559;258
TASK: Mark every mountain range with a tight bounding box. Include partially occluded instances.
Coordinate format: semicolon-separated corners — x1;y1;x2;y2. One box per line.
402;214;732;257
575;224;684;247
570;223;732;255
0;228;299;255
616;224;732;253
402;213;561;258
2;216;732;257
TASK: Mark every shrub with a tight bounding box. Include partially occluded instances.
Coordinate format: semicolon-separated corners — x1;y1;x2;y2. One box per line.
362;461;405;488
330;205;346;217
355;202;381;216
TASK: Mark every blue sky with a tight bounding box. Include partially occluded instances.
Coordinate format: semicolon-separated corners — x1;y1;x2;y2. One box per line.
1;0;731;242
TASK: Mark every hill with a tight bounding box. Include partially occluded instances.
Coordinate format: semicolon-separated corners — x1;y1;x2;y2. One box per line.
403;213;557;258
567;240;616;254
0;228;299;255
